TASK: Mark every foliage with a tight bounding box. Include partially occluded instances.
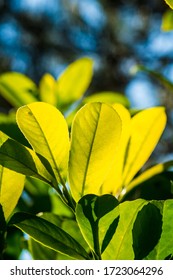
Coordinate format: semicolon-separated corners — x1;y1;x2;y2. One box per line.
164;0;173;9
0;57;173;260
161;9;173;31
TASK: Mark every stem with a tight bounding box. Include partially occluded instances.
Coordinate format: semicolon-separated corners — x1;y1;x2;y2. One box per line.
51;180;76;212
93;220;102;260
62;185;76;212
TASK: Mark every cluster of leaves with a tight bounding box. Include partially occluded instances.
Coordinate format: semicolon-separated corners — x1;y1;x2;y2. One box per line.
0;57;173;260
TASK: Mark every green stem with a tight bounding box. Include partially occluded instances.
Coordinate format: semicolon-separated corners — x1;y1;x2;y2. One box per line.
62;185;76;212
93;220;102;260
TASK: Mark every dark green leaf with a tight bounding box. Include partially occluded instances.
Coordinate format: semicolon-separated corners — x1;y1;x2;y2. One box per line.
132;203;162;259
9;212;90;260
156;199;173;259
102;199;148;259
0;204;6;232
76;194;119;258
0;131;55;185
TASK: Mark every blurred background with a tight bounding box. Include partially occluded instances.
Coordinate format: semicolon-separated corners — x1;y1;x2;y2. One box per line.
0;0;173;158
0;0;172;104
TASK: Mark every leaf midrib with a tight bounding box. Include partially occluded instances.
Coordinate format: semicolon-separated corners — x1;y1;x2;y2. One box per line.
0;150;50;184
123;112;163;184
115;201;147;259
15;222;87;259
81;104;101;196
24;107;65;186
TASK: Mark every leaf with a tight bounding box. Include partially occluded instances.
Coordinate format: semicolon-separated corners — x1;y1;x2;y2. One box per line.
164;0;173;9
122;107;167;186
39;73;57;106
0;131;54;185
0;72;38;108
50;192;74;218
83;92;130;108
0;166;25;220
9;212;90;260
56;57;93;110
68;102;122;201
0;112;29;147
125;160;173;194
16;102;70;185
132;65;173;92
29;212;88;260
161;9;173;31
102;199;148;260
76;194;119;258
0;204;6;231
29;238;58;260
155;199;173;259
132;203;162;259
101;104;131;195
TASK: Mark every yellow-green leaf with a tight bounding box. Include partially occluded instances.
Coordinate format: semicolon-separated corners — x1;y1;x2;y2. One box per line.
101;104;131;195
161;9;173;31
83;92;130;108
56;57;93;109
39;73;57;105
164;0;173;10
68;102;122;201
125;160;173;194
16;102;70;185
0;72;37;108
0;166;25;220
122;107;167;186
0;131;54;185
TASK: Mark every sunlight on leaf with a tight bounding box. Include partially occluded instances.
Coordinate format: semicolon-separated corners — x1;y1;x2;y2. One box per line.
68;102;122;201
10;212;90;260
39;73;57;106
161;9;173;31
0;166;25;220
83;92;130;108
155;199;173;259
126;160;173;194
0;72;37;108
102;199;148;260
16;102;70;185
56;57;93;110
122;107;167;187
0;131;55;185
101;104;131;195
164;0;173;9
76;194;119;258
